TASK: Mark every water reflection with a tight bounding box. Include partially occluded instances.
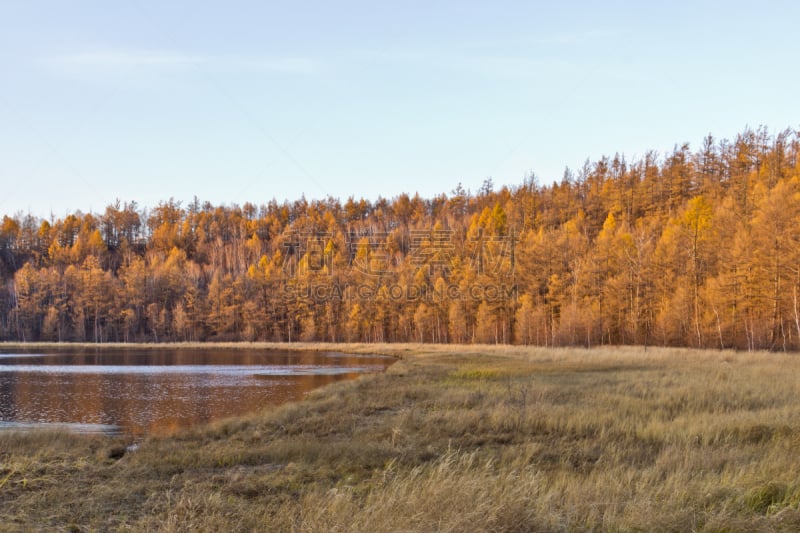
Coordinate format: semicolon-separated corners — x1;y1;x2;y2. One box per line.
0;348;394;436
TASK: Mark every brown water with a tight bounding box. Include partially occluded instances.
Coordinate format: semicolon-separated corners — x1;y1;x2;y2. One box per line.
0;347;394;437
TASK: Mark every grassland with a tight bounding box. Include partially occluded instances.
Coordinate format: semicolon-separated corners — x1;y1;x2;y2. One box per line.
3;343;800;531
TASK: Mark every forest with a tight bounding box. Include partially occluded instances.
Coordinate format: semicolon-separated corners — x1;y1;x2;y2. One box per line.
2;126;799;350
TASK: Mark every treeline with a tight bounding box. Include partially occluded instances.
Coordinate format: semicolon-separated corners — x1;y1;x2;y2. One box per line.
2;126;800;350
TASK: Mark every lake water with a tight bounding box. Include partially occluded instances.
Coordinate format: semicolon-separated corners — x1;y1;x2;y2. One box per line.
0;347;394;437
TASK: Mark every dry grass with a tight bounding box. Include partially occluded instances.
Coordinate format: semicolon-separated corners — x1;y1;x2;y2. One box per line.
3;344;800;531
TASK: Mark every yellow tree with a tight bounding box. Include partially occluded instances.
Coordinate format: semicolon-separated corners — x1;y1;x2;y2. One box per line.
652;196;713;346
247;251;284;339
702;196;748;349
11;263;43;341
682;196;714;346
79;255;117;343
118;257;148;341
748;178;800;349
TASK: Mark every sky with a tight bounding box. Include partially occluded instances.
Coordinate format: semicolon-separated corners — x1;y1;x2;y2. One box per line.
1;1;798;218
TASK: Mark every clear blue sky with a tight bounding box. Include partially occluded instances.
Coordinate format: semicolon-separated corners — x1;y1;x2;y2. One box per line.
1;1;798;217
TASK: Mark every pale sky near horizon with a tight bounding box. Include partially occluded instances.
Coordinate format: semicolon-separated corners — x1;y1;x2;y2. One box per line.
1;1;798;218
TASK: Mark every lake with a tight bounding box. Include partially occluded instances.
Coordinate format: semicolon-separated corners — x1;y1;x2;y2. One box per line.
0;347;394;437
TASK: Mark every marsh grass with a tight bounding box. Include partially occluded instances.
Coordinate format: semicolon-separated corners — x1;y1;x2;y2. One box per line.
3;344;800;531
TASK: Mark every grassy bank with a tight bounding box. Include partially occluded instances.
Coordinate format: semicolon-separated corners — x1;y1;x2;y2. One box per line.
3;344;800;531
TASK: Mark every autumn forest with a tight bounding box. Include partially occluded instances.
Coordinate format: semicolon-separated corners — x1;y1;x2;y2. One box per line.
2;127;800;350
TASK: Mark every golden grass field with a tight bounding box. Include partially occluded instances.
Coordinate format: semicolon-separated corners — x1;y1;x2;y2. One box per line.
2;343;800;531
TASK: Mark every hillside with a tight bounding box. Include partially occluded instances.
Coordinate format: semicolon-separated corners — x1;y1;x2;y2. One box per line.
2;126;799;350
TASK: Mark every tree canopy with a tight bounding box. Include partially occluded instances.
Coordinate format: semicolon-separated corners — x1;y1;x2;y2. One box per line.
2;126;800;350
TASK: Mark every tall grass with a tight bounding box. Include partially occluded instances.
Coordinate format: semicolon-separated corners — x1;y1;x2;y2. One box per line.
3;345;800;530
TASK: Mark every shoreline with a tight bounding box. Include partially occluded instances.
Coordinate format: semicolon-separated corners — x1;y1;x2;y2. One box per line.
1;339;781;357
